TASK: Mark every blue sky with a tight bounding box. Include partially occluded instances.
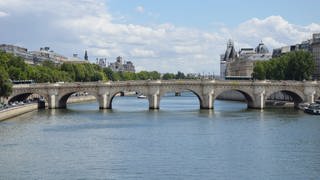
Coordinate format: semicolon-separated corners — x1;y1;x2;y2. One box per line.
108;0;320;27
0;0;319;74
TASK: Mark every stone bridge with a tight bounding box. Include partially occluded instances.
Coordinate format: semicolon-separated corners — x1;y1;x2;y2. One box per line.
9;80;320;110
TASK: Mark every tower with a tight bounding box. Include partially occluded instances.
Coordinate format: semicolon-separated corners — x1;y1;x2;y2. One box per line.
84;50;88;61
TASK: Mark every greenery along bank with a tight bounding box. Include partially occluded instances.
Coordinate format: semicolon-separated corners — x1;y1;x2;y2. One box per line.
0;51;197;98
253;51;315;81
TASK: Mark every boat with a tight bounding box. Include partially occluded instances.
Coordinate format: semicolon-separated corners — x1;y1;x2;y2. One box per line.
304;101;320;115
137;94;147;99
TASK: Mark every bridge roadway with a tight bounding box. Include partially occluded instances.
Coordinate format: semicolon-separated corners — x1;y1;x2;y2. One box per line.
9;80;320;110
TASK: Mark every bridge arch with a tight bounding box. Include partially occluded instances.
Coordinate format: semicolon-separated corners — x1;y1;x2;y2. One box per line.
9;91;48;105
265;89;304;108
57;90;99;109
213;88;255;108
159;85;204;109
316;90;320;101
107;88;149;109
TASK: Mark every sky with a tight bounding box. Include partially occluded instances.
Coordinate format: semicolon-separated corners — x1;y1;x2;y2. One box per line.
0;0;320;75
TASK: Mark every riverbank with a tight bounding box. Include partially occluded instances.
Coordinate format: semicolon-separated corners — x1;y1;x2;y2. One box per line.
0;103;39;121
67;95;96;104
0;95;97;121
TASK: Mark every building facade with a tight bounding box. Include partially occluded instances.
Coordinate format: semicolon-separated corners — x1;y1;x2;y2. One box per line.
96;58;107;67
0;44;34;64
311;33;320;80
220;40;237;79
220;41;272;79
30;47;68;64
108;56;135;72
271;33;320;79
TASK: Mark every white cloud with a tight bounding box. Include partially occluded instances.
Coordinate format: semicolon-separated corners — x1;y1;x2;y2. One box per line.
231;16;320;48
0;11;8;17
1;1;320;74
135;6;144;14
130;49;157;58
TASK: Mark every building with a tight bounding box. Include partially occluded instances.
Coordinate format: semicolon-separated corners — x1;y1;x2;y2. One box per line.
312;33;320;79
108;56;135;72
220;41;272;79
67;53;89;64
96;58;107;67
0;44;34;64
84;50;88;61
30;47;68;64
271;33;320;79
220;54;227;79
220;40;237;79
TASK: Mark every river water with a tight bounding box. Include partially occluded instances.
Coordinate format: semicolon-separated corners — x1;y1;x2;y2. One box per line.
0;94;320;180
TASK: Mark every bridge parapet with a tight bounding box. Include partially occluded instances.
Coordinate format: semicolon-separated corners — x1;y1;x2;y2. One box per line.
9;80;319;110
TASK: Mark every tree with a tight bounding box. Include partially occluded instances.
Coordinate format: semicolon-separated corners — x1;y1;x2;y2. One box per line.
122;71;137;80
253;51;315;81
285;51;315;80
0;66;12;98
42;60;56;69
61;63;76;81
175;71;185;79
149;71;161;80
162;73;175;80
252;61;265;80
103;67;120;81
136;71;149;80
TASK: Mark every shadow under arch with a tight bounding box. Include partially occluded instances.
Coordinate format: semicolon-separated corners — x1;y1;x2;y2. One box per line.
8;92;48;105
266;90;304;108
214;89;254;108
108;90;148;110
159;89;202;110
58;91;98;109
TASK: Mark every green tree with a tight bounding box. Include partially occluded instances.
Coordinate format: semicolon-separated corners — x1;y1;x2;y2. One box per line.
8;66;27;80
149;71;161;80
136;71;150;80
252;61;266;80
103;67;120;81
175;71;185;79
285;51;315;80
61;63;76;81
0;66;12;98
162;73;175;80
42;60;56;69
253;51;315;81
122;71;137;80
73;64;86;81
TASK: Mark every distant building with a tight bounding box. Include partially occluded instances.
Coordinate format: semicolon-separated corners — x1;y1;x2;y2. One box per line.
0;44;34;64
67;53;89;64
312;33;320;79
272;45;299;57
108;56;135;72
96;58;107;67
271;33;320;79
220;40;272;79
220;54;227;79
84;50;88;61
30;47;68;64
220;40;237;79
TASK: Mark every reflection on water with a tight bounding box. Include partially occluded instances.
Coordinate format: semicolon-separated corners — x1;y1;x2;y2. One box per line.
0;96;319;180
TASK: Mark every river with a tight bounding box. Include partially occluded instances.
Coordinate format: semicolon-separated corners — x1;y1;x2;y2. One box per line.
0;94;320;179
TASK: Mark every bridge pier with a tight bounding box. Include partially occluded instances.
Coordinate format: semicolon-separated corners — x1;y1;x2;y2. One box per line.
200;94;213;109
304;85;316;104
248;93;265;109
98;94;112;109
148;94;160;109
48;89;59;109
248;86;266;109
